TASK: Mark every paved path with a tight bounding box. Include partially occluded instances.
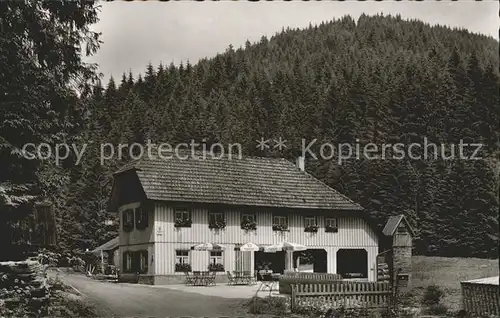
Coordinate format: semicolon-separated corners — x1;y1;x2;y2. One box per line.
54;272;249;317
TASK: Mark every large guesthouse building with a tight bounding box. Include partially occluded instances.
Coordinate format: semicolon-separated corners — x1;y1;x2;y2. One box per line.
107;153;380;285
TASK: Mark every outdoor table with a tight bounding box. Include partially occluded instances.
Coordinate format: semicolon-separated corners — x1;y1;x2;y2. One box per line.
233;271;254;285
192;271;211;286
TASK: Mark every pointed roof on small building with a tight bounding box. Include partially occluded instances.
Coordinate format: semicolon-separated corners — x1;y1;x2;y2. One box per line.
91;237;119;255
382;215;414;236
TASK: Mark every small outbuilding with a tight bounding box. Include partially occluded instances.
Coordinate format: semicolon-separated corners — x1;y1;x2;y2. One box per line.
91;236;119;269
381;214;414;292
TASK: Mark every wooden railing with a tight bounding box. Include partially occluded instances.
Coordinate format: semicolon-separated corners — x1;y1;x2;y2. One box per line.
279;272;343;294
290;281;392;311
283;271;343;281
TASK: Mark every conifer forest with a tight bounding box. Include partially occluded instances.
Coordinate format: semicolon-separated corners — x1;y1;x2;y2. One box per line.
1;2;499;261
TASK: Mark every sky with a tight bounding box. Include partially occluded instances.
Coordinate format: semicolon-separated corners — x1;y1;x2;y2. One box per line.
86;1;498;83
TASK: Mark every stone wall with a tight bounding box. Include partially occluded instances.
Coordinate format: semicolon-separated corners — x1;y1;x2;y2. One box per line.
392;247;411;274
392;246;412;295
0;259;49;317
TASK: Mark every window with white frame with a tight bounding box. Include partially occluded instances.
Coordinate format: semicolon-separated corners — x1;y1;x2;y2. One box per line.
174;208;192;227
175;208;190;221
138;250;148;273
325;217;338;232
209;251;223;264
272;215;288;230
122;209;134;232
241;212;255;223
304;216;317;227
123;252;133;272
208;211;224;224
135;207;148;230
175;250;190;264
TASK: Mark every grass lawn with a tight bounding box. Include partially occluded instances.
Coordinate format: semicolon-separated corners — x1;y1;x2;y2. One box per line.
411;256;499;312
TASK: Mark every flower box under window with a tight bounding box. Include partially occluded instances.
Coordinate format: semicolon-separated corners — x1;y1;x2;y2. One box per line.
208;211;226;230
304;224;319;233
208;263;224;272
272;224;289;232
241;218;257;231
325;225;338;233
174;218;192;228
175;263;192;272
209;220;226;229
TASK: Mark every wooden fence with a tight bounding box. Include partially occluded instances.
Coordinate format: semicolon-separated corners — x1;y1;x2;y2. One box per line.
283;271;343;281
280;272;343;294
290;281;393;312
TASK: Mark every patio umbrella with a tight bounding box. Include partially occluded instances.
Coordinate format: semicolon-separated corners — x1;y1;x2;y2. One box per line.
237;242;260;252
191;242;226;251
264;242;307;253
235;242;260;271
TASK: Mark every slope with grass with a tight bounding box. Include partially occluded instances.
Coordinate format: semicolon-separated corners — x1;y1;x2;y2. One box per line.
411;256;499;312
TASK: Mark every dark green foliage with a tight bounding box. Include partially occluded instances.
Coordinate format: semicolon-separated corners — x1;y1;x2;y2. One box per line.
246;296;289;316
422;285;444;306
70;14;498;258
2;8;498;259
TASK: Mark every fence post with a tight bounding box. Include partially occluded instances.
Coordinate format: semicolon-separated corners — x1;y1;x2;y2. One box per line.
291;284;296;312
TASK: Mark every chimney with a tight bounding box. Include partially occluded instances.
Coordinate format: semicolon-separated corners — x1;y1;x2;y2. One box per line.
296;156;305;171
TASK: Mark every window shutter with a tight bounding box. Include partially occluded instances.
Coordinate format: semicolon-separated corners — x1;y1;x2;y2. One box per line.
142;250;148;273
122;252;128;272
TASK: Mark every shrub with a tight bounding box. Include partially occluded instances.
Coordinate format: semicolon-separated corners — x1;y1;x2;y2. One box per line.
426;303;448;315
422;285;444;306
246;296;289;316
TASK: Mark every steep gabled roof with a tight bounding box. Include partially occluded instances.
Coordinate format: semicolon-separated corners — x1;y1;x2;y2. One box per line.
113;153;363;211
382;215;414;236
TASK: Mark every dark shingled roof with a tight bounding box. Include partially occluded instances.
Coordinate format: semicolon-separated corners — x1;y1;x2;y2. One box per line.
382;215;414;236
114;153;363;211
91;237;119;254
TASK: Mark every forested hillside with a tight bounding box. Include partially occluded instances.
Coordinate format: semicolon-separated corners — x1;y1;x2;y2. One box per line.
50;14;500;258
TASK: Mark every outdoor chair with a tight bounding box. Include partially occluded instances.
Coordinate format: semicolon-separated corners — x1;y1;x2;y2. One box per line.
206;271;217;286
184;271;195;285
192;271;201;286
226;271;236;285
